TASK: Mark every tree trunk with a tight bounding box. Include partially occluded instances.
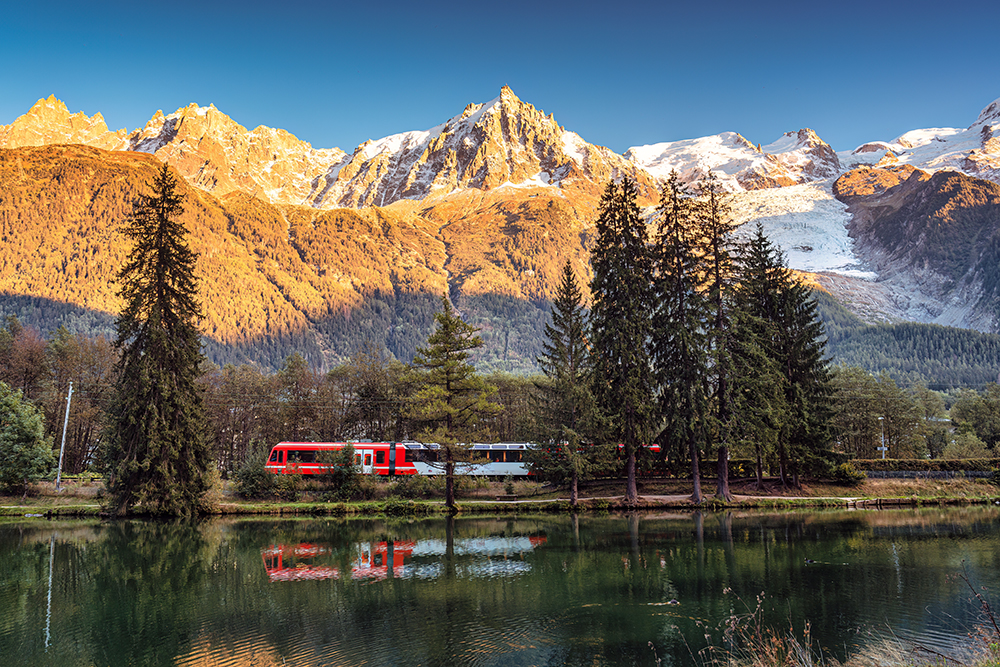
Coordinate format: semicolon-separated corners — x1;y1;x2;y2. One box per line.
625;447;638;504
689;438;703;503
755;451;765;491
445;453;456;511
715;445;733;502
779;444;790;489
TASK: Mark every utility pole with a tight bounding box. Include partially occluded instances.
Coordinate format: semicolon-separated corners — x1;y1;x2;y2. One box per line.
877;416;887;460
55;382;72;491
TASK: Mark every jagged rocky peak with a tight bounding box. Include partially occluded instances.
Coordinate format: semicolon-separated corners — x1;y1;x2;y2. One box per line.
308;86;659;209
972;97;1000;127
123;101;348;206
764;128;841;180
0;95;128;150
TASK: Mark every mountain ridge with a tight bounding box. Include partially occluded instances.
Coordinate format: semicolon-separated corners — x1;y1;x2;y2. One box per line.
3;89;1000;372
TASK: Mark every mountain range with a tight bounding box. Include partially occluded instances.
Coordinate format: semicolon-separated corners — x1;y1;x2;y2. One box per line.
2;87;999;374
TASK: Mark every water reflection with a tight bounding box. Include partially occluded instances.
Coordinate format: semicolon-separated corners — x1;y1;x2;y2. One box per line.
263;535;548;582
2;508;999;667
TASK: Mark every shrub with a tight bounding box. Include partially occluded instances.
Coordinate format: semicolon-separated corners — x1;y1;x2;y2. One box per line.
0;381;55;493
316;444;360;500
833;462;866;486
856;458;1000;472
232;442;277;499
274;474;300;502
390;475;439;499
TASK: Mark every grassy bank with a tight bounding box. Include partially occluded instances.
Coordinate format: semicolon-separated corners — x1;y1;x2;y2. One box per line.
3;475;999;518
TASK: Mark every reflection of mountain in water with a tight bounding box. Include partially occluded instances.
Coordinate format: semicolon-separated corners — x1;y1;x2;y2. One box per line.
262;536;547;583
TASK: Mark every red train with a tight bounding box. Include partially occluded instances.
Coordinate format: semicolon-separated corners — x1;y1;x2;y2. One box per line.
265;441;532;477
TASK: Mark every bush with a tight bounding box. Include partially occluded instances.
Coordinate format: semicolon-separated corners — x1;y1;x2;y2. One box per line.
274;474;300;502
856;458;1000;472
0;381;55;493
390;475;440;499
316;445;360;501
232;442;277;499
833;462;866;486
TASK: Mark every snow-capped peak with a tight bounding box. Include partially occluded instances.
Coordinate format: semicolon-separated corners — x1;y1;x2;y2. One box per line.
625;128;839;191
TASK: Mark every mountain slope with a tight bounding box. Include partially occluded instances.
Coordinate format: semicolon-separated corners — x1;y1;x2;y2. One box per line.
4;90;1000;374
833;165;1000;331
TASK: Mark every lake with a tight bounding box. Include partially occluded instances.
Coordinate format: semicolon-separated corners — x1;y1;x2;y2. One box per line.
2;507;998;666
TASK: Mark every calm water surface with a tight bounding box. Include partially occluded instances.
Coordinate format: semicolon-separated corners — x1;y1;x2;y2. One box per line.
2;507;999;666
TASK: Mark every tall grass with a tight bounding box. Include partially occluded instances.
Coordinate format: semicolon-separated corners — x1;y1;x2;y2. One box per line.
655;582;1000;667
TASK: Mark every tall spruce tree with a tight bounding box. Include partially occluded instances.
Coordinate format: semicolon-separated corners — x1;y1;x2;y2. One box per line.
103;163;211;516
529;260;600;505
726;299;787;489
589;177;654;504
695;171;739;501
410;296;499;510
736;223;831;486
650;171;709;503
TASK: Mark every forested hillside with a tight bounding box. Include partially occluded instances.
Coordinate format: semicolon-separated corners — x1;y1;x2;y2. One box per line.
0;145;595;372
815;290;1000;388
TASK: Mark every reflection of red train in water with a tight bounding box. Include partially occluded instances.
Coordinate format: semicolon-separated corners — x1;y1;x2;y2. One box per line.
351;541;417;580
261;543;340;582
265;441;532;477
261;536;548;582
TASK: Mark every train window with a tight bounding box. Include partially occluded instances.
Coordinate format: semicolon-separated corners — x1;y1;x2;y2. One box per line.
404;449;415;463
355;453;362;465
364;454;372;466
488;451;503;462
376;451;385;465
507;451;522;462
268;450;279;463
288;450;315;463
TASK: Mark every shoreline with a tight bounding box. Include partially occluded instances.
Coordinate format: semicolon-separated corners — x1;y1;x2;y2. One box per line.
4;486;1000;519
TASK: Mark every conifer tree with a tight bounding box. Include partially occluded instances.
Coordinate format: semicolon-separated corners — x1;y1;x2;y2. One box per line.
696;171;739;501
650;171;709;502
735;223;831;486
726;299;787;489
410;296;499;510
589;177;654;504
103;164;211;516
529;260;600;505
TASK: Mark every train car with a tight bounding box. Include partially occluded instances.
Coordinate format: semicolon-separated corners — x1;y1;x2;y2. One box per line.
265;441;533;477
265;441;419;476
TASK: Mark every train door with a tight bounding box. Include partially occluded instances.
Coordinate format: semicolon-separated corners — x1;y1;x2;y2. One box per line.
361;449;373;474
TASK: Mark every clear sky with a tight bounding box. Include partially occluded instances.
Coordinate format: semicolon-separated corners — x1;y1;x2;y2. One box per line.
2;0;996;155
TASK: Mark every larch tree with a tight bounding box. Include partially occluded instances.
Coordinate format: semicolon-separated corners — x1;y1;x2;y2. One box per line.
103;163;212;516
589;177;654;505
650;171;709;503
529;259;601;506
410;296;500;511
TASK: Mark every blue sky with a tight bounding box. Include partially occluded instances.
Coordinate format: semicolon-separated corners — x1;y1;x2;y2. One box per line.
2;0;996;154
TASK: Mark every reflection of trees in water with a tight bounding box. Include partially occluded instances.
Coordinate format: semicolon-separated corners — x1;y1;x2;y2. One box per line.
87;521;211;665
3;510;1000;666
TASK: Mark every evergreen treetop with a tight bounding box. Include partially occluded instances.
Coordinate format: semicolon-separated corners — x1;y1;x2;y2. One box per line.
410;296;499;509
589;176;654;504
103;164;211;516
